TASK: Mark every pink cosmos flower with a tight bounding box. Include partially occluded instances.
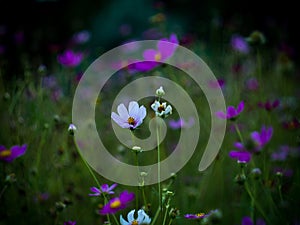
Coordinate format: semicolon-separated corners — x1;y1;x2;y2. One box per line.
89;183;117;196
0;144;27;163
57;50;83;67
251;126;273;150
130;33;179;72
215;101;244;120
100;190;135;215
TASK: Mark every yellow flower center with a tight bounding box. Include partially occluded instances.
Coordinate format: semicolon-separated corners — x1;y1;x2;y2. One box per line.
0;150;11;157
158;104;165;112
154;52;161;61
110;199;121;209
128;117;135;125
131;220;139;225
196;213;205;217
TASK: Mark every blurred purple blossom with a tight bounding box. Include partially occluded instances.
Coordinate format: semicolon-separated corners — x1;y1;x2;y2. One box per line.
184;213;206;219
231;35;250;54
72;30;91;44
130;33;179;72
258;99;280;111
274;167;293;177
229;150;251;163
246;77;259;90
100;190;134;214
251;126;273;151
169;117;195;129
89;183;117;196
215;101;244;120
64;221;76;225
242;216;265;225
0;144;27;163
271;145;289;161
57;50;83;67
208;79;225;89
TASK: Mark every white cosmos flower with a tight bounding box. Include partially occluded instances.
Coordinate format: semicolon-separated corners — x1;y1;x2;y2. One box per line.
120;209;151;225
151;100;172;118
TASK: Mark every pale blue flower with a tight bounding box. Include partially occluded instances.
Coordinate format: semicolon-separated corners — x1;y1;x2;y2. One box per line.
120;209;151;225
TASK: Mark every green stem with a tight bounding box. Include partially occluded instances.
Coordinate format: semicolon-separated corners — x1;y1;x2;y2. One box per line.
167;219;173;225
156;121;162;214
151;206;162;225
0;185;8;200
234;123;244;143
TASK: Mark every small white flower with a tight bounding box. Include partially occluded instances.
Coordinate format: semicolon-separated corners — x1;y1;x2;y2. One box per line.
68;124;77;135
120;209;151;225
155;86;165;97
151;100;172;118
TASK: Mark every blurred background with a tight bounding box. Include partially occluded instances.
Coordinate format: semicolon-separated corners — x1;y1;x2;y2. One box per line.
0;0;299;78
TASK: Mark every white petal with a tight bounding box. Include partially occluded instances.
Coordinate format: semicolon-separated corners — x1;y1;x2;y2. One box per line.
128;101;139;118
127;209;135;222
117;103;129;120
120;215;130;225
138;105;147;120
111;112;130;128
151;101;160;111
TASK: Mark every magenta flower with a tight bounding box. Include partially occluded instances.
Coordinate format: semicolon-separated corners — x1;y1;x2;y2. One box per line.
229;150;251;163
184;213;206;219
0;144;27;163
251;126;273;150
111;101;146;130
89;183;117;196
231;35;250;54
169;117;195;129
64;221;76;225
130;33;179;72
57;50;83;67
100;190;135;215
246;78;259;90
258;99;280;111
242;216;265;225
215;101;244;120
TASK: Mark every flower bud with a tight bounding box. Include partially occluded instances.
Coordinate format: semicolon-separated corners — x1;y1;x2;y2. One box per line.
68;124;77;135
156;86;165;97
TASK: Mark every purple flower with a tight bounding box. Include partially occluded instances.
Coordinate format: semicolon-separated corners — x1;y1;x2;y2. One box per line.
215;101;244;120
250;126;273;150
130;33;179;72
100;190;135;215
271;145;289;161
274;167;293;177
208;79;225;89
72;30;91;44
242;216;265;225
246;78;259;90
258;100;280;111
0;144;27;163
57;50;83;67
229;150;251;163
64;221;76;225
89;183;117;196
111;101;146;130
231;35;250;54
169;117;195;129
184;213;206;219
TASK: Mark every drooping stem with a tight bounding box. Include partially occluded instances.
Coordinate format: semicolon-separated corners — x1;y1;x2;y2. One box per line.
0;185;8;200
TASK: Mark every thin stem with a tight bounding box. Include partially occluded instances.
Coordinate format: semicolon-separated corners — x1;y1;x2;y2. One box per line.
77;147;101;188
151;206;162;225
234;122;244;143
131;131;140;211
156;121;162;213
167;219;173;225
103;196;111;224
0;185;8;200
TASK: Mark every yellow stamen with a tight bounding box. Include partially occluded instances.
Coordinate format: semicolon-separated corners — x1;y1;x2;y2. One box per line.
128;117;135;125
155;52;161;61
158;104;165;112
196;213;205;217
131;220;139;225
0;150;11;157
110;199;121;209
